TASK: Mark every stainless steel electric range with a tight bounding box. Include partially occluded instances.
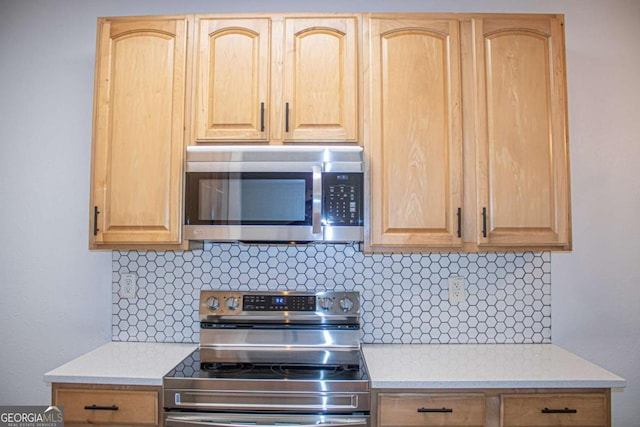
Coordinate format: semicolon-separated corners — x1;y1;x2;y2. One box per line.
163;290;370;427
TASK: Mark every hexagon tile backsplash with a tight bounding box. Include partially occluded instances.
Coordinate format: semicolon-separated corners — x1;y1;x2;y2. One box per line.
112;243;551;344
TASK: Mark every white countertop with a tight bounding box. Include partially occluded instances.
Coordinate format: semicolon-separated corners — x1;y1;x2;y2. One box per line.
44;342;625;389
44;342;197;386
362;343;626;389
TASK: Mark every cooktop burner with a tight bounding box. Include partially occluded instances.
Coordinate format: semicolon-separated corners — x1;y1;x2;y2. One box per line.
201;362;256;375
166;349;368;382
271;363;353;378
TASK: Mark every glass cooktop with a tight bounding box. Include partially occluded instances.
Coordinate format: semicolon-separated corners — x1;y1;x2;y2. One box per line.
165;349;369;382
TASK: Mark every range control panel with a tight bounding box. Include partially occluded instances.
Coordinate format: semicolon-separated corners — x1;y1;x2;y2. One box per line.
243;294;316;311
199;290;360;320
323;173;363;226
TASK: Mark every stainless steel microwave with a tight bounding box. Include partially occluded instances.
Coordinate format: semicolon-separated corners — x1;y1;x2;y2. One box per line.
184;146;364;243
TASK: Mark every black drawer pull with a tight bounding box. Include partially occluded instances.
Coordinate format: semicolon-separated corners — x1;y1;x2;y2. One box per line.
84;404;118;411
541;407;577;414
417;407;453;413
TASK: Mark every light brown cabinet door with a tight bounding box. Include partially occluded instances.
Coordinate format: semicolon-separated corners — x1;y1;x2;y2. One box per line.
53;384;160;426
474;15;571;248
90;17;187;246
501;393;608;427
367;17;464;248
194;18;270;141
281;17;358;142
379;393;485;427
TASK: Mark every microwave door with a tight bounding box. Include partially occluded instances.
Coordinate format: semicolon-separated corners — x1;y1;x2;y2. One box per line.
184;170;323;242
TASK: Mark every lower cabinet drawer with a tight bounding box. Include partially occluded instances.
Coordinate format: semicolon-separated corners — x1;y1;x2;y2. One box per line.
379;393;485;427
54;387;159;426
501;393;608;427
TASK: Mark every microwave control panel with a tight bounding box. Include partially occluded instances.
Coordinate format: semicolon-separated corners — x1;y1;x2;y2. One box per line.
323;173;363;226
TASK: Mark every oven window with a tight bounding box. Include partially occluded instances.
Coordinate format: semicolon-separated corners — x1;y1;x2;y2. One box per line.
186;172;312;225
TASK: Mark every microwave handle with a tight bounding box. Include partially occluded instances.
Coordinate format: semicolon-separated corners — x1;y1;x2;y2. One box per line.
312;165;322;235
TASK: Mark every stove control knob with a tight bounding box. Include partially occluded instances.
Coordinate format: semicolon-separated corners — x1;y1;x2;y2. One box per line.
339;297;354;312
319;297;333;311
225;297;239;311
205;296;220;311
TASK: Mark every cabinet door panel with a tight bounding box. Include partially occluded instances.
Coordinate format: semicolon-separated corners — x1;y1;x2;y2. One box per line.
502;393;608;427
283;17;358;141
195;18;270;141
368;18;463;248
56;388;158;425
91;18;187;245
475;16;570;248
379;393;485;427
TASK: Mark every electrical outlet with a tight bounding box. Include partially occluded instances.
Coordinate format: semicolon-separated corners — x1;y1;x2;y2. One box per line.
119;273;137;299
448;276;466;304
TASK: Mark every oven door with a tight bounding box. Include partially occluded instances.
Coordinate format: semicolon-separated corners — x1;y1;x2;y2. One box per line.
165;413;369;427
184;167;322;242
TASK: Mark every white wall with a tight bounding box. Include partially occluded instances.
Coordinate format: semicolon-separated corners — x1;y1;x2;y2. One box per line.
0;0;113;404
1;0;638;424
551;1;640;425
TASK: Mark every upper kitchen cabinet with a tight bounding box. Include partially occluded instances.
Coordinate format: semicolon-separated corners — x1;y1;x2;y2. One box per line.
90;16;189;248
281;16;359;142
366;16;464;249
193;14;359;144
365;13;571;252
473;15;571;249
194;17;270;141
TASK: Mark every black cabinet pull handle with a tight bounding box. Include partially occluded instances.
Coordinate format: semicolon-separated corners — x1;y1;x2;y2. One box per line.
93;206;100;236
84;404;118;411
285;102;290;133
541;407;578;414
260;102;265;132
456;207;462;238
481;207;487;238
417;407;453;413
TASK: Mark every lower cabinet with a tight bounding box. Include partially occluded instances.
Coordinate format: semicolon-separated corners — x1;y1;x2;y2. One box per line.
501;393;609;427
52;383;161;426
375;390;610;427
379;393;485;427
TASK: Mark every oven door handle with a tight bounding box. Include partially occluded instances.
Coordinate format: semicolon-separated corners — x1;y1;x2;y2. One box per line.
171;392;360;411
165;417;368;427
169;422;366;427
